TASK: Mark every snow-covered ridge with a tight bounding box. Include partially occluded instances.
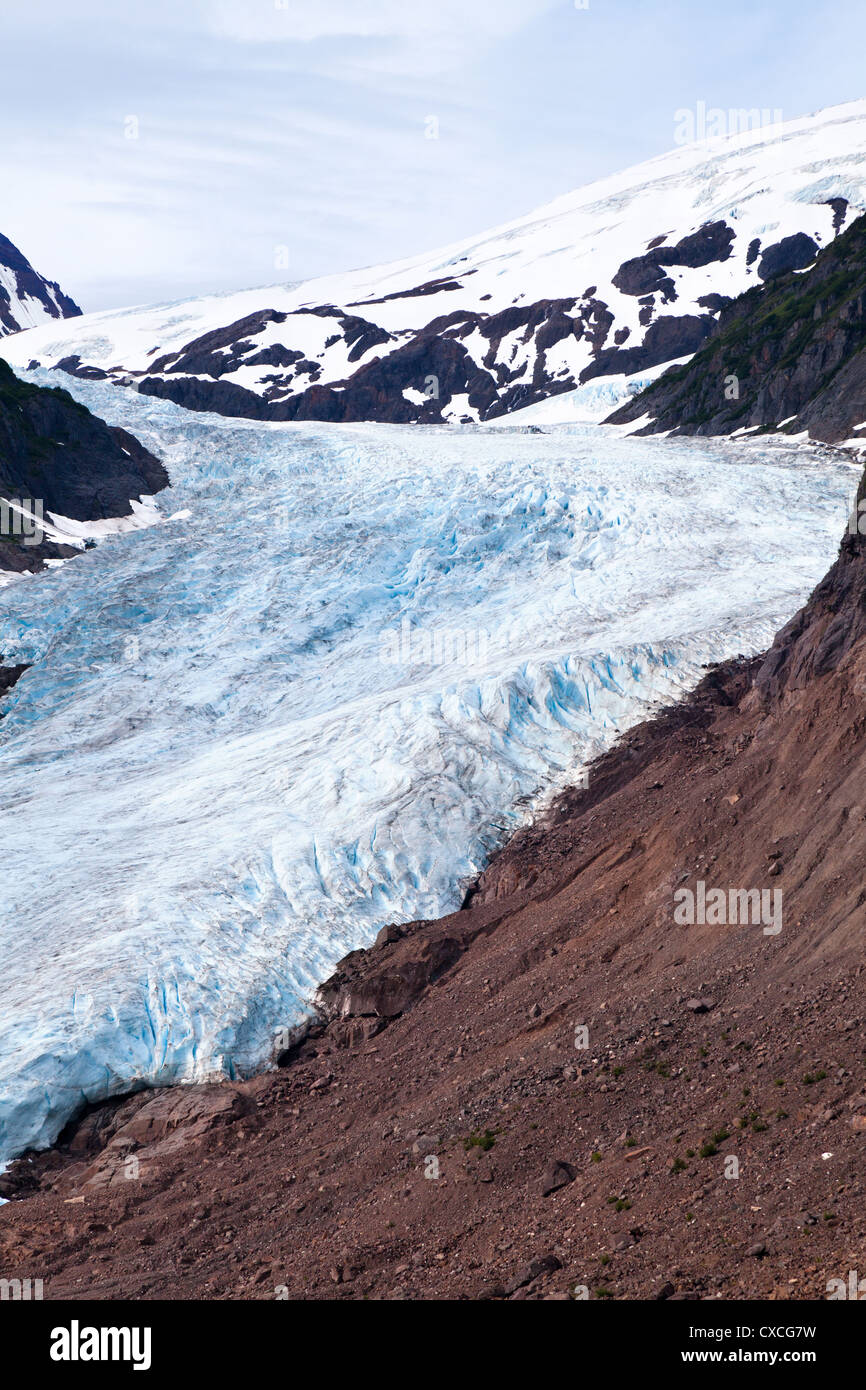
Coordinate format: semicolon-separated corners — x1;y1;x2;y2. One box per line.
0;372;857;1163
4;100;866;424
0;232;81;336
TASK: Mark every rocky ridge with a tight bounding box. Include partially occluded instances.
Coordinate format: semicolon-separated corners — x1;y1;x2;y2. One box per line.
6;101;866;426
606;209;866;443
0;232;81;337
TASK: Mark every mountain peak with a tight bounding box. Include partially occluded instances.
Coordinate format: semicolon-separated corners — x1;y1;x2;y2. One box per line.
5;100;866;427
0;232;82;336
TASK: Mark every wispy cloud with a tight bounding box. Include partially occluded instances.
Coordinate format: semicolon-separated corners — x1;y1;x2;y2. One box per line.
2;0;863;311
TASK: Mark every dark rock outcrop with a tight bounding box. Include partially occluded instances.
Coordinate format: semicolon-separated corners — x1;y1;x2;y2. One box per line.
612;221;735;299
605;211;866;442
0;232;81;336
581;313;715;381
0;357;169;571
0;660;30;703
757;232;819;281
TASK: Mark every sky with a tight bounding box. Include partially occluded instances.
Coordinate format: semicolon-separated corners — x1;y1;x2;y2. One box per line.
3;0;866;312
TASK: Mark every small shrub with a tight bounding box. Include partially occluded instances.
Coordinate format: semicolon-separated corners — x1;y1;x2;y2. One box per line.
463;1128;498;1152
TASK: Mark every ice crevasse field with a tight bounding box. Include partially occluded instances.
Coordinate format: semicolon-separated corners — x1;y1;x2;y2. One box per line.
0;371;856;1165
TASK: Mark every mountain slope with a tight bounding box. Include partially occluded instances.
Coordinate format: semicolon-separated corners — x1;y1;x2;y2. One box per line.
0;233;81;336
0;359;169;574
605;206;866;442
5;101;866;424
2;469;866;1300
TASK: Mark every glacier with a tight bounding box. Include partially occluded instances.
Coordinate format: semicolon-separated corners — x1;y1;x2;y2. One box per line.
0;371;857;1164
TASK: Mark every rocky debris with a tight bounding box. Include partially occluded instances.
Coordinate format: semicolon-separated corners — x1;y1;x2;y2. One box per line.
316;916;500;1021
0;1085;256;1200
505;1254;561;1295
610;1232;636;1252
540;1160;576;1197
411;1134;440;1157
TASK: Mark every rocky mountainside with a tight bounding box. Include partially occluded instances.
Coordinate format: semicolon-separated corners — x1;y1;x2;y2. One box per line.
0;232;81;336
2;467;864;1300
0;358;169;574
4;101;866;424
606;207;866;443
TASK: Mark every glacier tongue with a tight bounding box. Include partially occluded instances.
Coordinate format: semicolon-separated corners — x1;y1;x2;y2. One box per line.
0;375;856;1163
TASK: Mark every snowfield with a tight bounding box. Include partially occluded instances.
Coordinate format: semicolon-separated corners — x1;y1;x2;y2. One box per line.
5;99;866;425
0;261;73;333
0;374;857;1163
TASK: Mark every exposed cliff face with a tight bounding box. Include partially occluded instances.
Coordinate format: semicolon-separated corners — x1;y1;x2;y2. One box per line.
606;211;866;443
0;233;81;336
2;477;864;1301
753;527;866;702
0;358;169;572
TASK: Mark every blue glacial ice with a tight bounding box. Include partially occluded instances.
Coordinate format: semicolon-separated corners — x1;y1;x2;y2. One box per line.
0;375;857;1163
